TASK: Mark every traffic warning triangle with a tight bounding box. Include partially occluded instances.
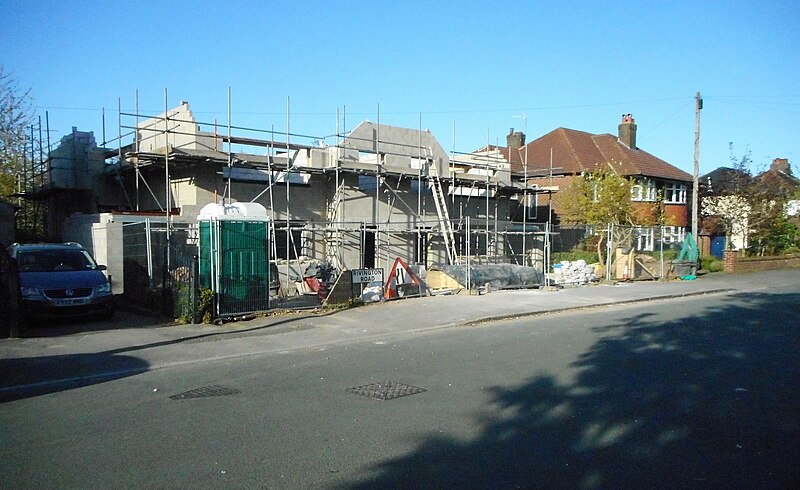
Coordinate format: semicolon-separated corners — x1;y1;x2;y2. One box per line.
384;257;420;299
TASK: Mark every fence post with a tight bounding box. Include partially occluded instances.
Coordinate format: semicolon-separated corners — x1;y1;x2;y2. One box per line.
605;223;613;281
161;244;171;316
660;226;665;279
191;254;200;323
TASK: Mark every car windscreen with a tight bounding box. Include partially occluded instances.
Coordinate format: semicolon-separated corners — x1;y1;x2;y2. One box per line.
17;249;98;272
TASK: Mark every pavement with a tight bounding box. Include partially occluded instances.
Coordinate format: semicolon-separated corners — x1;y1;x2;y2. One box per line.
2;269;799;395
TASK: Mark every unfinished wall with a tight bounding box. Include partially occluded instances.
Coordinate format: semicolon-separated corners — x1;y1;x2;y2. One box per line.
136;102;218;153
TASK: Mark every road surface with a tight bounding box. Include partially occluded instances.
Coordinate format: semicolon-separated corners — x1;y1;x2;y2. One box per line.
1;273;799;488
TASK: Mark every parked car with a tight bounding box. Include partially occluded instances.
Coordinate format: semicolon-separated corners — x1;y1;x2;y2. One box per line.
8;242;114;320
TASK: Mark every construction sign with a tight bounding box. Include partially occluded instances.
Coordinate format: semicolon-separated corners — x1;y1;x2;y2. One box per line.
384;257;421;299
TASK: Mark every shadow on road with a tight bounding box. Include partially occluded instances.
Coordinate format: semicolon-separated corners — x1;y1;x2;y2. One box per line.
0;352;149;403
343;291;800;488
19;310;173;338
1;306;350;403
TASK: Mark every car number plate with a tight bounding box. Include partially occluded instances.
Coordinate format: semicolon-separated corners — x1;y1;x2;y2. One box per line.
54;298;89;306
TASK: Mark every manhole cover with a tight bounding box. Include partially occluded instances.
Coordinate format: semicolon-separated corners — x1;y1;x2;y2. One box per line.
346;381;427;401
170;385;240;400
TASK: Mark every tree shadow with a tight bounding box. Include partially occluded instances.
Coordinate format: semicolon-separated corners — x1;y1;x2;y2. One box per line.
344;291;800;488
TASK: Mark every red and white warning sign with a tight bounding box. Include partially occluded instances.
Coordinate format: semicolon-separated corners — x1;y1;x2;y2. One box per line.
384;257;420;299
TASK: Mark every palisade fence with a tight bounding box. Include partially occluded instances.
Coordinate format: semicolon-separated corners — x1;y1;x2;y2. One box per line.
121;221;198;321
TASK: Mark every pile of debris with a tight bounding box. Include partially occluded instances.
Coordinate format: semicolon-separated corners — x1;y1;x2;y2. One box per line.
549;259;598;286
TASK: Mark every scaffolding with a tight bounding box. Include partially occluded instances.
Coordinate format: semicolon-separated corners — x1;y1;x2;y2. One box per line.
13;115;50;242
10;93;552;316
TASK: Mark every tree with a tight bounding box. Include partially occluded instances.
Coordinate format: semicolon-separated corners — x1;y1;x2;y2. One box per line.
700;148;753;252
703;144;800;256
556;165;665;264
0;66;34;199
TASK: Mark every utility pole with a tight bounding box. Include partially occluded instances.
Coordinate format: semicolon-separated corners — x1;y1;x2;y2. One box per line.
692;92;702;245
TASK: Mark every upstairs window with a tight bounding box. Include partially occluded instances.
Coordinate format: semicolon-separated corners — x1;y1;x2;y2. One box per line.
631;179;657;202
664;183;687;204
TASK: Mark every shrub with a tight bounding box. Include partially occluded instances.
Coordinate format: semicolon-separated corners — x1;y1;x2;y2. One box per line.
198;288;215;324
700;255;724;273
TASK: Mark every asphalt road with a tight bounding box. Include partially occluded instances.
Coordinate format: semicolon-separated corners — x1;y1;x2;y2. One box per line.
1;277;799;488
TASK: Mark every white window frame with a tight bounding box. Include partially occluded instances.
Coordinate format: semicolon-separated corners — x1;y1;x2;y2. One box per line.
662;226;685;244
631;179;657;202
664;183;687;204
634;226;655;251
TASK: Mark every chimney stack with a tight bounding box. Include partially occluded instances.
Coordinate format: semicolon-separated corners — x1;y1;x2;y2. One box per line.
771;158;791;175
618;114;637;149
507;128;526;150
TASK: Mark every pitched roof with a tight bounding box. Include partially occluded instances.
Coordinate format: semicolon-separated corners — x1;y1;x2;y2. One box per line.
499;127;692;182
759;162;800;195
700;167;752;194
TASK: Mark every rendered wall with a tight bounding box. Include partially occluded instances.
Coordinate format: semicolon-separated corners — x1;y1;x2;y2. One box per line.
62;214;124;294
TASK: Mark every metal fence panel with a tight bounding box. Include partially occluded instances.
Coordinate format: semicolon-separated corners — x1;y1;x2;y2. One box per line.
121;221;197;320
217;220;271;316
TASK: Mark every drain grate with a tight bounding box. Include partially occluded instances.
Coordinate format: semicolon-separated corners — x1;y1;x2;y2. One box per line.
346;381;428;401
170;385;240;400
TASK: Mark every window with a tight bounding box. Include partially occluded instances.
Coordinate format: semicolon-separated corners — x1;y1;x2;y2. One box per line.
662;226;685;244
358;175;378;192
634;227;655;251
631;179;657;202
273;222;308;260
455;231;488;256
591;181;600;203
410;179;431;195
524;193;538;220
664;183;687;204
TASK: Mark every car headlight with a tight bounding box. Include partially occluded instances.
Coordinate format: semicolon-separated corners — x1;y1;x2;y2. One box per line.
20;286;43;299
95;282;112;295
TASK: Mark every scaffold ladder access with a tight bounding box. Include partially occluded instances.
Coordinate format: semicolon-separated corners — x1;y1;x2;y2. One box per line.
325;180;345;269
428;153;459;265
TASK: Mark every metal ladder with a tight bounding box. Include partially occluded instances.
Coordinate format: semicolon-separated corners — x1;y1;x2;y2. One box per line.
325;181;345;269
428;151;459;265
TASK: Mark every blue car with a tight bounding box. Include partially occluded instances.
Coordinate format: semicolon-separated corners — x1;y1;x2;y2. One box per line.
9;243;114;320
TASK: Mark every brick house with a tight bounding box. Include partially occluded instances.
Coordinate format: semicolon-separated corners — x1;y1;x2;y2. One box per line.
486;116;693;236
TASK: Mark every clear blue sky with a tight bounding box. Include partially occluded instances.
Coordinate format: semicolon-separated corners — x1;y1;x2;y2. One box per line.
2;0;798;175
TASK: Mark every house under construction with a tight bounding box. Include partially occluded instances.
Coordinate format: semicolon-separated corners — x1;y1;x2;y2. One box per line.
17;100;551;314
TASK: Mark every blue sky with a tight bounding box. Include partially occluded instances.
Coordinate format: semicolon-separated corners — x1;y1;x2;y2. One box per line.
2;0;798;175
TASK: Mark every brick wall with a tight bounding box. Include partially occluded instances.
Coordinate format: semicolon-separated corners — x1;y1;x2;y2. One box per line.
723;250;800;273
